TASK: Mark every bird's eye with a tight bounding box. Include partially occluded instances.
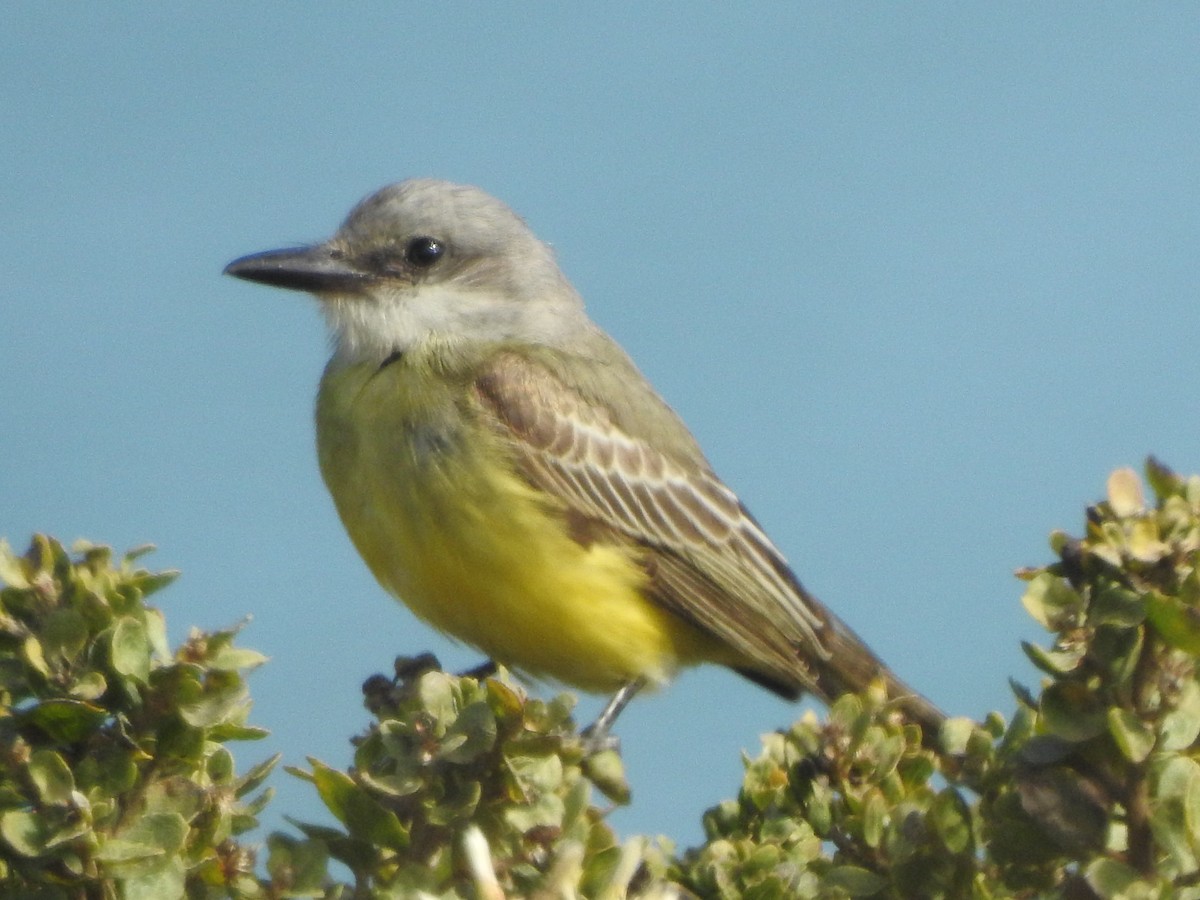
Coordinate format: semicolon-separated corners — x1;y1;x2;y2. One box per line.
405;236;445;268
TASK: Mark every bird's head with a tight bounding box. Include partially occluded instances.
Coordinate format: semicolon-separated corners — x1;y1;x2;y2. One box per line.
224;179;586;362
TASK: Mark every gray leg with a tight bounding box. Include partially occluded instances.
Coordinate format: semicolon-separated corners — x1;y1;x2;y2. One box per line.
581;677;647;753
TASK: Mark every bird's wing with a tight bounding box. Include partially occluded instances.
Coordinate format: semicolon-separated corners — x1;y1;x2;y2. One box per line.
473;351;835;696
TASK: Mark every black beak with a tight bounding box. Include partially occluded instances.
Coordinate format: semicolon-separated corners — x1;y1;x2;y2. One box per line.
223;245;374;294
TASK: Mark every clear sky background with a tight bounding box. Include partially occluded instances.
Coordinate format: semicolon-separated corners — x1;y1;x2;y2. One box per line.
4;7;1199;851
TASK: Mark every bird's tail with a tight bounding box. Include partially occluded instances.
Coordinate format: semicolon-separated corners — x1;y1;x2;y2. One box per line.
808;602;946;747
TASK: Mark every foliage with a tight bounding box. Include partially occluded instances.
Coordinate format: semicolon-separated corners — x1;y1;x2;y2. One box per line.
283;655;669;898
4;458;1200;898
0;534;274;899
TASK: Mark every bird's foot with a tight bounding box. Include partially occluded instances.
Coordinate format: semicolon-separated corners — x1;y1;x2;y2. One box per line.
578;677;647;756
579;723;621;756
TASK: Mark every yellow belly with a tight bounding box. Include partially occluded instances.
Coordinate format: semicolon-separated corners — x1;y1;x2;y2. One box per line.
315;358;720;691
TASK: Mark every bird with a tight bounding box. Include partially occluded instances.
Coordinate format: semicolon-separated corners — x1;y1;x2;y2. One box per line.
223;179;944;745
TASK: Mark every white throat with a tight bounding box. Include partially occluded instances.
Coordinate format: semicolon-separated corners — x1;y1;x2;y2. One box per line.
321;281;588;365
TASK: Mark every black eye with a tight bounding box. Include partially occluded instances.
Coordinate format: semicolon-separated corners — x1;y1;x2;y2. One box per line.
405;236;444;268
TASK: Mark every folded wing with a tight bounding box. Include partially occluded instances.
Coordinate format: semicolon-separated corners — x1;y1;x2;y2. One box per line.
474;352;835;698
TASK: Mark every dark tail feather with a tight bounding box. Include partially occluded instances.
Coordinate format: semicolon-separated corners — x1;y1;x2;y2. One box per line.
735;586;947;749
810;608;946;749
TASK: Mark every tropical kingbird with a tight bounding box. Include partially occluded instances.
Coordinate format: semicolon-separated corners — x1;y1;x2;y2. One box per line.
224;179;944;743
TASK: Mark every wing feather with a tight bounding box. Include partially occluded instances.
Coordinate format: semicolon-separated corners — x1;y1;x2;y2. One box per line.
473;353;831;695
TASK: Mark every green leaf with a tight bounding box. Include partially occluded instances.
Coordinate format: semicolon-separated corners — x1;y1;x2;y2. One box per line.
120;812;189;855
1009;678;1038;710
437;699;496;763
1146;591;1200;655
310;759;352;821
1149;796;1197;874
22;635;50;679
428;778;482;826
1107;467;1146;517
125;569;179;599
156;717;205;763
42;607;89;659
207;746;235;784
0;809;46;856
930;788;971;854
561;777;591;834
110;616;151;683
1145;456;1181;500
416;670;459;723
1154;755;1200;800
266;835;330;897
356;769;423;800
178;676;250;727
94;837;164;863
122;543;157;563
1084;857;1144;898
803;779;833;836
1107;708;1155;763
1127;519;1168;563
208;723;270;742
1021;573;1083;631
1021;640;1083;675
1090;586;1147;628
861;789;886;849
1041;683;1107;742
938;717;975;755
1187;766;1200;847
507;749;564;794
235;753;281;798
310;759;408;850
120;858;186;900
582;749;630;805
1149;758;1200;875
1161;680;1200;751
503;791;565;832
238;783;274;819
209;645;270;672
79;743;139;796
823;864;887;896
23;699;108;742
69;670;107;700
1093;624;1144;692
143;608;170;662
0;539;30;588
143;777;205;821
28;749;76;805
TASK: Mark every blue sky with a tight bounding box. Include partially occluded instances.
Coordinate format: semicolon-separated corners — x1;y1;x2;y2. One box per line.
4;7;1199;849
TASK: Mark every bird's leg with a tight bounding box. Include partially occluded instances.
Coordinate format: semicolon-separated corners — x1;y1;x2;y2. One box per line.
458;659;499;681
581;677;647;754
